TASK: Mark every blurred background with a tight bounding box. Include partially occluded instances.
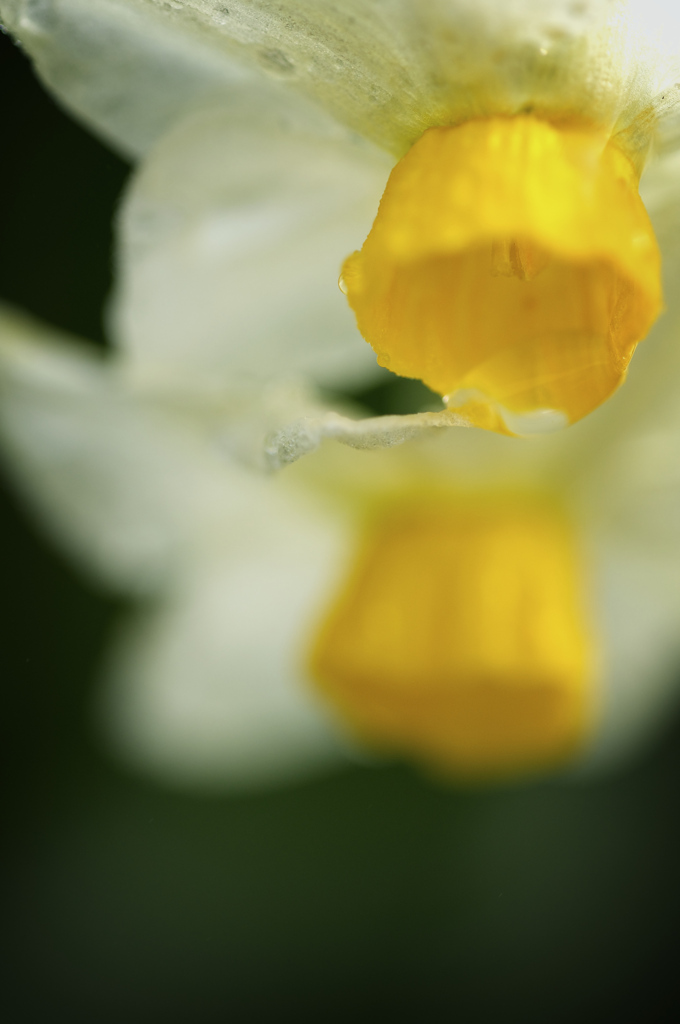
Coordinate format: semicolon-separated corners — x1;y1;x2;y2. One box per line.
2;27;680;1023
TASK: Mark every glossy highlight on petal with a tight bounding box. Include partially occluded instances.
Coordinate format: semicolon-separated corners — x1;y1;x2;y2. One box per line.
342;116;663;434
309;499;596;778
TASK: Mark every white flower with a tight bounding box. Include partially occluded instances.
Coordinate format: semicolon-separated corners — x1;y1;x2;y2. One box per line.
4;1;680;434
2;1;680;789
1;304;680;789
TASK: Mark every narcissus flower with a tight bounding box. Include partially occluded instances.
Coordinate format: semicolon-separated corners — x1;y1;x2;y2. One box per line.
3;1;680;789
4;0;680;435
1;305;680;788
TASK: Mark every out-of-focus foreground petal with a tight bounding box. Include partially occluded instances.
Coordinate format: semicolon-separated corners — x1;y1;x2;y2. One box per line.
111;90;391;387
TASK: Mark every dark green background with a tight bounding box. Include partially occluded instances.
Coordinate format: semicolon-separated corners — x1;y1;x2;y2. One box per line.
1;29;679;1023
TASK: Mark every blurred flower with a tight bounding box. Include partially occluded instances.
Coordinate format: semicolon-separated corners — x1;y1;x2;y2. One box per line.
3;1;680;436
1;304;680;789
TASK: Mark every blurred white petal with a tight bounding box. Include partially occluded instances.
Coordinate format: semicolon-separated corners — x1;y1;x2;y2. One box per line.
0;306;284;592
97;509;356;790
0;307;363;787
0;0;256;158
112;95;390;386
576;541;680;774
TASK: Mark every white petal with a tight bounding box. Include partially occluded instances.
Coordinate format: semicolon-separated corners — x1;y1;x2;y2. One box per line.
96;508;356;790
0;305;280;592
0;0;256;158
111;95;391;386
182;0;680;153
574;538;680;776
565;388;680;774
7;1;679;156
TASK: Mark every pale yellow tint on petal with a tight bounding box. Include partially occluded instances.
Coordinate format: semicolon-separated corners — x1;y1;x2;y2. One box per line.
342;116;662;434
310;499;596;778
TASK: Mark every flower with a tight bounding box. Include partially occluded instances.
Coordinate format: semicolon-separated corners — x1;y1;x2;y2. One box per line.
3;1;680;790
4;1;680;437
1;303;680;789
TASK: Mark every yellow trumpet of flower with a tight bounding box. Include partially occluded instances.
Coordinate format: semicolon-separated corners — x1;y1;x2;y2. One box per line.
342;116;662;432
312;498;595;777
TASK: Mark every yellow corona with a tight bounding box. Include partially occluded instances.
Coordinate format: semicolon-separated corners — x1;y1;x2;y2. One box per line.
342;116;662;435
310;498;597;777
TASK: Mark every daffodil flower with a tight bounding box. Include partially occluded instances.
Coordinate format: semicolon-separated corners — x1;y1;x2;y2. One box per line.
2;304;680;789
4;0;680;435
3;1;680;790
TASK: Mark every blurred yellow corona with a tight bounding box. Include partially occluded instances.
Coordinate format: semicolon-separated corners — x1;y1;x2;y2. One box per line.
310;499;596;777
342;116;662;435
